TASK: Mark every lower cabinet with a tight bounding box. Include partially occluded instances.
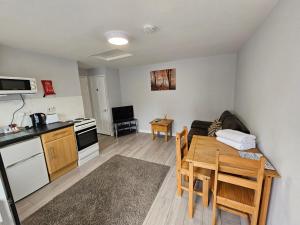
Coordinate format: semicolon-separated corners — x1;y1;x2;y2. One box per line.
41;127;78;181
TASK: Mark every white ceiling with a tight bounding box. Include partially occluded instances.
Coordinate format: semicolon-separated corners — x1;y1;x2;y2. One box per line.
0;0;278;69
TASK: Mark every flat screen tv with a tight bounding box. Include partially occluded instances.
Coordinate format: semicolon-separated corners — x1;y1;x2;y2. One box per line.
112;105;134;122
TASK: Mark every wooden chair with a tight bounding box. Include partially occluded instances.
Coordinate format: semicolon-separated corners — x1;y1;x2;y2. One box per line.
176;126;211;206
211;151;265;225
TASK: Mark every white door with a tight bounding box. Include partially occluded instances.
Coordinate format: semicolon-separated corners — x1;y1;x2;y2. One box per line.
79;76;93;118
89;75;112;135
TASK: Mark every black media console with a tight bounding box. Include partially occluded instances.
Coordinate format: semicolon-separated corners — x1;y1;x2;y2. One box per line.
113;118;138;138
112;105;138;138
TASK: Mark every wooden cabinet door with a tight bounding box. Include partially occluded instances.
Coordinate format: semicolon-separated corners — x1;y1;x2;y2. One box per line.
43;135;78;174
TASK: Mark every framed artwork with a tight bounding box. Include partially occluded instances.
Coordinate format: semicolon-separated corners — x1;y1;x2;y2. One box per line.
150;68;176;91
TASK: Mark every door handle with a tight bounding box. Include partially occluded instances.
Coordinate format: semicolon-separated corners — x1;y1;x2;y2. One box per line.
49;147;55;160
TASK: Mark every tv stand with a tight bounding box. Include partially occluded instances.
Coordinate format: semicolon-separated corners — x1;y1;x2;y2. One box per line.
113;118;138;138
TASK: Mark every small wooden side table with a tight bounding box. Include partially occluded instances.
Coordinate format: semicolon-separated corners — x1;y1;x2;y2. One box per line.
150;119;174;142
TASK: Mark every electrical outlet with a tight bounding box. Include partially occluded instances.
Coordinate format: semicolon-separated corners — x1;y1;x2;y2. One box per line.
47;106;56;114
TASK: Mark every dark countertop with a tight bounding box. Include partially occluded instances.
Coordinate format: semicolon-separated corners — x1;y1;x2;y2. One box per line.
0;121;74;148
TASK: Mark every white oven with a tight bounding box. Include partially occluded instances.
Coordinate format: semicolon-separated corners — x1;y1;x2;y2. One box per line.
74;119;99;166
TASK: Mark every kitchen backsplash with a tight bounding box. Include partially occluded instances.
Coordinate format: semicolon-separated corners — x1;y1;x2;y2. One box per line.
0;95;84;127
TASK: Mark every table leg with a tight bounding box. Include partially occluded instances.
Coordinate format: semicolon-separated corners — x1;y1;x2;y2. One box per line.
165;131;168;142
202;178;209;207
176;170;182;196
259;176;273;225
188;162;194;218
152;128;155;140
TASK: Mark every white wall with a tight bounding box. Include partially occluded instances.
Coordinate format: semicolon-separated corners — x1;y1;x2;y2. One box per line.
119;54;237;133
0;45;84;126
234;0;300;224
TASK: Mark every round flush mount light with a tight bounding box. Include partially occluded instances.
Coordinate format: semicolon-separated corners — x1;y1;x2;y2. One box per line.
105;31;129;45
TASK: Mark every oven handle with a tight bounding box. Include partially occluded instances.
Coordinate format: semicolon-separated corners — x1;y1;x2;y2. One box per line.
77;127;97;135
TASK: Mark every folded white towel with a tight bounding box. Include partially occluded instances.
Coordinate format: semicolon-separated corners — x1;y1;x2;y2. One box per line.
216;129;256;144
217;137;256;151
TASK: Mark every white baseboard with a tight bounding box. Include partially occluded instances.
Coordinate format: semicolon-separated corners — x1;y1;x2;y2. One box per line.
138;129;175;137
138;129;151;134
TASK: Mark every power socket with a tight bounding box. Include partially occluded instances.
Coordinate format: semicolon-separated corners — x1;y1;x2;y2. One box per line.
47;106;56;114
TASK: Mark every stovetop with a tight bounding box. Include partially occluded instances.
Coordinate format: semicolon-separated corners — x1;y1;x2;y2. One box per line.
73;118;96;131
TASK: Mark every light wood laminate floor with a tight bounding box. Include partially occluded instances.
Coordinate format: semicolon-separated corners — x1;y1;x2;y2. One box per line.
98;134;117;150
16;133;246;225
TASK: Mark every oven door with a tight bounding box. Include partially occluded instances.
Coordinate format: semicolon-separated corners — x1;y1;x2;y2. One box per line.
75;126;98;151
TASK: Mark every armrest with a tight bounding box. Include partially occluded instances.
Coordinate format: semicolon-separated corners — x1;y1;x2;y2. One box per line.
191;120;213;129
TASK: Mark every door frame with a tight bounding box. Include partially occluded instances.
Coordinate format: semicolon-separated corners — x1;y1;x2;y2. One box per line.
79;75;93;118
90;75;113;136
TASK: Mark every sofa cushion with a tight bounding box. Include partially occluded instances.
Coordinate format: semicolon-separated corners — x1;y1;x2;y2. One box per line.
222;115;250;134
208;120;222;136
191;120;212;129
219;110;233;123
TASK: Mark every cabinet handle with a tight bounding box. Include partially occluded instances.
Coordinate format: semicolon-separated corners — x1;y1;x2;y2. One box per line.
53;131;67;136
6;153;42;169
49;147;55;160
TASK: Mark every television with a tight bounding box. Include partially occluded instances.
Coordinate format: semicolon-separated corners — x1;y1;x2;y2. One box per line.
112;105;134;122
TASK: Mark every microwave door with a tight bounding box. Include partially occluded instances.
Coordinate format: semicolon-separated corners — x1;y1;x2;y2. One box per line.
0;79;30;91
0;154;20;225
0;76;37;95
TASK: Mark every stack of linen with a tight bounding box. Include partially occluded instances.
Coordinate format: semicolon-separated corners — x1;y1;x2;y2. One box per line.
216;129;256;150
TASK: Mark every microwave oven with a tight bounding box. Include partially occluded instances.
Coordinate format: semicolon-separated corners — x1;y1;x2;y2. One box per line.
0;76;37;95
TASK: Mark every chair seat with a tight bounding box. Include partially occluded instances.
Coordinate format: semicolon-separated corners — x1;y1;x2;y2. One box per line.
214;181;255;206
181;159;211;180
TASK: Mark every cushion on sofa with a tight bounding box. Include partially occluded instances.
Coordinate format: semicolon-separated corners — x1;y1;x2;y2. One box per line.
191;120;213;129
221;115;250;134
219;110;233;122
208;120;222;136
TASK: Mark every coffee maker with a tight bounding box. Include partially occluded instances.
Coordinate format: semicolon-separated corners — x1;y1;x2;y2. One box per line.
30;113;47;127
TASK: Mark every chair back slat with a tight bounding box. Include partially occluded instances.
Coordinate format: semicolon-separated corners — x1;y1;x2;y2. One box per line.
219;154;261;170
217;152;265;181
219;165;258;177
176;126;188;168
218;173;258;190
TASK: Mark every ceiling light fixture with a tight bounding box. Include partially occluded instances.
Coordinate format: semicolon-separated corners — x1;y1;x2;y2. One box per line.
105;31;129;46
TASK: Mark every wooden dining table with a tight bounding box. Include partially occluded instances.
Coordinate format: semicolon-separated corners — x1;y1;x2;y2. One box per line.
185;135;280;225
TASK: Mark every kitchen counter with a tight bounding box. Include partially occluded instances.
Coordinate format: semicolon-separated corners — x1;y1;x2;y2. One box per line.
0;121;74;148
